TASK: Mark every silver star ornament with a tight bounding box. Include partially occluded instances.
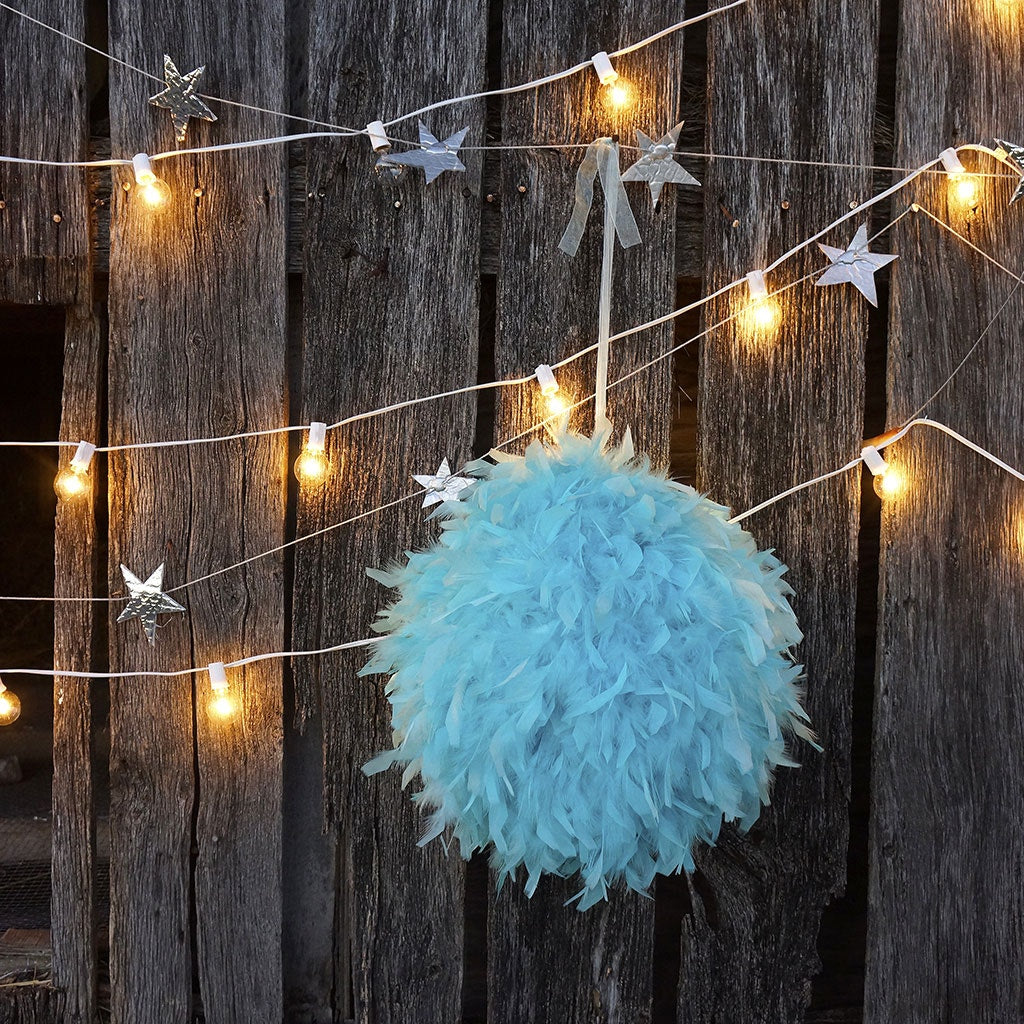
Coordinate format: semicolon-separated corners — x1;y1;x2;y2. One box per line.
621;123;700;207
413;459;473;509
815;224;898;307
116;563;186;645
149;55;217;144
995;139;1024;205
385;122;469;184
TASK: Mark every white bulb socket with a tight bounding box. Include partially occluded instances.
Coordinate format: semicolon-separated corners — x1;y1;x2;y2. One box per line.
860;445;889;476
746;270;769;300
208;662;228;692
939;148;967;178
366;120;390;152
70;440;96;473
307;421;327;452
535;364;559;396
132;152;157;187
591;51;619;86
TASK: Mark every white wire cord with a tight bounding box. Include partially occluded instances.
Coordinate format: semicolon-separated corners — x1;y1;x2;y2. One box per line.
0;0;747;140
3;416;1021;681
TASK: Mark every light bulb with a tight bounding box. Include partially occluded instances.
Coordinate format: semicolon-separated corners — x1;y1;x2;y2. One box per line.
0;682;21;726
294;421;332;485
132;152;171;210
54;440;96;501
950;174;979;206
602;81;633;111
873;467;904;499
209;693;236;719
138;178;172;208
546;394;569;416
742;296;781;333
54;466;89;500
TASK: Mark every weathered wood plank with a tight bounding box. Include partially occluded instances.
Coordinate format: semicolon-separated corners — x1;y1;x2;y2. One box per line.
487;3;682;1021
51;299;102;1024
105;2;287;1021
0;985;61;1024
866;3;1024;1018
0;0;89;306
293;1;487;1019
684;0;877;1019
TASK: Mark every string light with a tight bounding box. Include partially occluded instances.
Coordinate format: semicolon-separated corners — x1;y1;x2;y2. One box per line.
131;152;171;208
741;270;781;333
54;440;95;501
294;421;331;484
861;444;904;500
939;148;979;207
0;679;21;726
207;662;236;720
535;363;571;437
591;51;632;111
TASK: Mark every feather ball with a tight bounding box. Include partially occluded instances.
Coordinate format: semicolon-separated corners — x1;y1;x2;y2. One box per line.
362;432;816;909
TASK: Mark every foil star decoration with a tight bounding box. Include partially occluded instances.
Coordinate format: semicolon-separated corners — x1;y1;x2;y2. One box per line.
413;459;473;509
815;224;898;307
386;122;469;184
116;563;186;645
149;55;217;144
995;139;1024;205
621;123;700;207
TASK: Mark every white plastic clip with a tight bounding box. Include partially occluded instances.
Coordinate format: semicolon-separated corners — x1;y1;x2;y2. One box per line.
746;269;769;300
132;153;157;186
307;421;327;451
939;147;967;177
208;662;228;692
366;120;390;152
535;364;559;396
860;445;889;476
70;440;96;473
590;51;618;86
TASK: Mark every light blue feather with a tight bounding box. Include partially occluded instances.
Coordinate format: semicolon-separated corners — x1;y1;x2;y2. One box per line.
362;432;817;909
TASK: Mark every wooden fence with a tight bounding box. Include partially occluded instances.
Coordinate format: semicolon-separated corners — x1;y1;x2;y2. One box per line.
0;0;1022;1020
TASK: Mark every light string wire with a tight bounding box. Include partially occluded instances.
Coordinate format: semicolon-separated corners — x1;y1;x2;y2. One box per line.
0;142;1013;456
1;416;1020;680
0;201;998;608
0;0;747;140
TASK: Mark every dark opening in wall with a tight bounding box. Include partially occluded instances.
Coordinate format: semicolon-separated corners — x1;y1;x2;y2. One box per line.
0;303;65;948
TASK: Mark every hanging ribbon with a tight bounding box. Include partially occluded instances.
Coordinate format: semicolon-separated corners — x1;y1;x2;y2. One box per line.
558;137;642;257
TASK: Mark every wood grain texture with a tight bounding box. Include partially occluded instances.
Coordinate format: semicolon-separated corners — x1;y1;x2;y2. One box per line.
0;0;89;305
105;2;287;1021
487;3;682;1021
0;987;61;1024
51;301;103;1024
866;2;1024;1019
684;1;877;1020
292;1;487;1019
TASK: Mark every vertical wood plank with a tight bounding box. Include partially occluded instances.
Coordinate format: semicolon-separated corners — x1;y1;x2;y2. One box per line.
105;2;287;1021
488;4;682;1021
0;0;89;306
293;1;487;1019
685;0;877;1019
52;300;103;1024
867;3;1024;1019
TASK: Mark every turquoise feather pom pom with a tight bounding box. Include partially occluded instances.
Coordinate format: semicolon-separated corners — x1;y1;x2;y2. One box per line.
362;432;817;909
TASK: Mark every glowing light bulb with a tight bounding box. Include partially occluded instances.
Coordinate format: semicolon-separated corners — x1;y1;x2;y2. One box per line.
0;681;21;726
207;662;236;722
546;393;569;416
951;174;979;206
132;152;171;210
939;148;978;208
139;179;172;208
210;693;236;719
741;270;781;334
54;440;96;501
603;81;633;110
873;467;904;500
294;421;332;485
